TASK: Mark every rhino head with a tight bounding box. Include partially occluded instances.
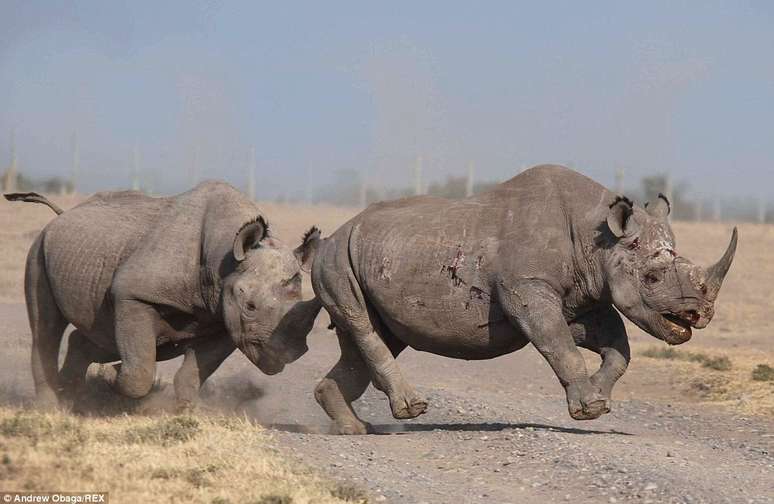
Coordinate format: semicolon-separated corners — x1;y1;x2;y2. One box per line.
221;219;322;374
602;195;737;345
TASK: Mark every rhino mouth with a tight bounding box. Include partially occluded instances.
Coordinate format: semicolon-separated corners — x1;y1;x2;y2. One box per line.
661;312;698;344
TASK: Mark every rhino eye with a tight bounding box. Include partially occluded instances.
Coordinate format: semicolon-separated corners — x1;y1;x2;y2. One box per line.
282;272;301;287
644;272;662;285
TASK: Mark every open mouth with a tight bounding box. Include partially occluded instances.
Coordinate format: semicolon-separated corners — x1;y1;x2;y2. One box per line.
661;312;697;344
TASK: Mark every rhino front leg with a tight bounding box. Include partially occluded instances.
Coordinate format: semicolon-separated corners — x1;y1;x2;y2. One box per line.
111;298;159;398
570;306;630;412
173;337;236;412
496;279;607;420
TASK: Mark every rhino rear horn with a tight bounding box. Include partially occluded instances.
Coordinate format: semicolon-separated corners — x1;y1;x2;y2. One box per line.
233;216;269;262
706;227;738;299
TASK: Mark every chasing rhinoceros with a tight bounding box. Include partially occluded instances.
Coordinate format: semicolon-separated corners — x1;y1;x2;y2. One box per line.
4;181;322;411
308;165;738;434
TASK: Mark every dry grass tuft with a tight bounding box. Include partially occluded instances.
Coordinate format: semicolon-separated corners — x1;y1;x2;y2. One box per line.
637;344;774;417
751;364;774;382
640;347;733;371
0;407;366;504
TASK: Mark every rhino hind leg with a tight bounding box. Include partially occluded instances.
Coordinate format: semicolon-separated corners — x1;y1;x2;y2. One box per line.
25;236;68;410
314;329;374;435
315;263;426;424
496;279;608;421
58;330;117;406
173;337;235;413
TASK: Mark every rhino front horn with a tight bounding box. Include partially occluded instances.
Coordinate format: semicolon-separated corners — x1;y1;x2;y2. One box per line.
706;227;738;298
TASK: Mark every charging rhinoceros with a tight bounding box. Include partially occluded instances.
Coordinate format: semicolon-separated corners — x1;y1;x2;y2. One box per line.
5;181;322;411
308;165;737;434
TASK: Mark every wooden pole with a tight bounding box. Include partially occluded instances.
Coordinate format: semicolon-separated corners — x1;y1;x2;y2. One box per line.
247;146;256;201
614;168;625;194
131;144;140;191
465;161;475;197
414;155;423;195
70;131;79;194
3;128;18;192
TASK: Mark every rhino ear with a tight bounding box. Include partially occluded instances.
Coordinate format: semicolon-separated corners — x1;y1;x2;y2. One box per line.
233;216;269;262
607;196;640;238
294;226;321;273
645;193;671;221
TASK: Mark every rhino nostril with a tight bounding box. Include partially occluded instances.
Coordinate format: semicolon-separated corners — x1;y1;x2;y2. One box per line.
685;310;700;325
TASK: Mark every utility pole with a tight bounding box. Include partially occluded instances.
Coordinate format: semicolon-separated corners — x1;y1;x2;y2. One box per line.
614;168;625;194
664;173;674;222
695;199;703;222
359;175;367;208
190;145;200;187
131;144;140;191
247;146;256;201
3;128;18;192
414;155;423;196
70;131;79;194
712;198;721;222
465;161;475;197
757;197;767;224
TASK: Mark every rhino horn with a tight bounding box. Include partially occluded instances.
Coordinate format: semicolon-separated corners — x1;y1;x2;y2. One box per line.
705;227;738;299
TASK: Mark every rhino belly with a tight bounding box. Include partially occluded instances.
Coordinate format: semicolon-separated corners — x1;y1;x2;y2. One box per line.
369;285;528;360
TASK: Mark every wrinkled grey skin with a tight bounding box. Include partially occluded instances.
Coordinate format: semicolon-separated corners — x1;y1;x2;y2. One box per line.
5;181;321;410
309;166;738;434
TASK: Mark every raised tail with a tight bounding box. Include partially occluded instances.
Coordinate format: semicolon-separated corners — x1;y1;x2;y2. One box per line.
3;192;64;215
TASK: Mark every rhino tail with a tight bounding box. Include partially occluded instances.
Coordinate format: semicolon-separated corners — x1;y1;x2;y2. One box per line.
4;192;64;215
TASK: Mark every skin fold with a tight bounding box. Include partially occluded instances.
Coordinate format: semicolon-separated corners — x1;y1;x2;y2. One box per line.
307;165;738;434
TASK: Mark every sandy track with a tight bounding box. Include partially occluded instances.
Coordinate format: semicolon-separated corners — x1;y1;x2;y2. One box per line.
2;302;771;504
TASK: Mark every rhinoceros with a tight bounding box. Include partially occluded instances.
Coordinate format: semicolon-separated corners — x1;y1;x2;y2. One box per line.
308;165;738;434
4;181;322;410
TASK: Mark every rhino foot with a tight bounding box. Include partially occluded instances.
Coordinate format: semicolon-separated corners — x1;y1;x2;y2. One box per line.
332;420;372;435
390;394;428;420
566;382;609;420
32;390;59;412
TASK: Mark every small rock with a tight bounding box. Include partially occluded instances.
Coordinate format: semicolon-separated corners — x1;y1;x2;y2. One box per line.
644;482;658;491
374;496;387;502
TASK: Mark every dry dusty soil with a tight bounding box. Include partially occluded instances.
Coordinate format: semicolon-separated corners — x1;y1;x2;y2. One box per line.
1;195;773;503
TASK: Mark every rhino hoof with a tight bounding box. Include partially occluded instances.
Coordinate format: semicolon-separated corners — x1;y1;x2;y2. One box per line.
391;396;428;420
569;398;609;420
333;421;370;435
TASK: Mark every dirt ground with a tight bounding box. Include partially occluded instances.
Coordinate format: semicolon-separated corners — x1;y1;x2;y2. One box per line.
0;193;772;503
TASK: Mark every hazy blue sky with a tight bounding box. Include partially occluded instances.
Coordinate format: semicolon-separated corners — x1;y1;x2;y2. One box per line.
1;1;772;200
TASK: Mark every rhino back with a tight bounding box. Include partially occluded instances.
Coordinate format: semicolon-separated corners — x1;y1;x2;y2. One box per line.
41;191;171;332
40;181;260;336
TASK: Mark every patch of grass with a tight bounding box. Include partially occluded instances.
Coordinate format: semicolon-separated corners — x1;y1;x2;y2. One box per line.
125;416;200;445
641;347;732;371
0;410;85;444
0;407;360;503
255;496;294;504
752;364;774;382
330;482;370;502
